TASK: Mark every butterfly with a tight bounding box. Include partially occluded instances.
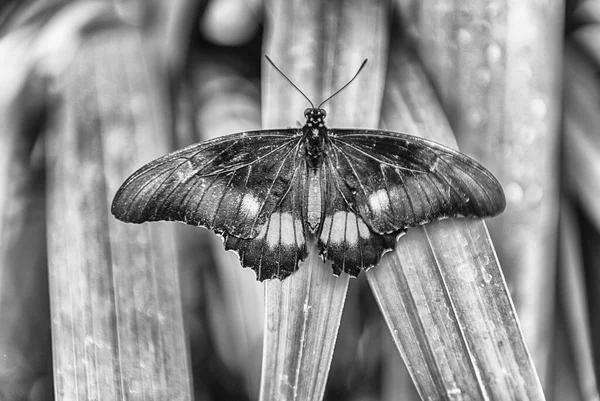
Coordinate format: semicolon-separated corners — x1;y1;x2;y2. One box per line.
111;57;506;281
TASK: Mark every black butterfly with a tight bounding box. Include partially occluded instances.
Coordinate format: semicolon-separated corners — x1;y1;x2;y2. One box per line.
111;58;505;281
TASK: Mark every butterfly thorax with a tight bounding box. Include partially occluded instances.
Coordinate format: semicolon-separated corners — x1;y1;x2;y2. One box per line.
303;108;328;169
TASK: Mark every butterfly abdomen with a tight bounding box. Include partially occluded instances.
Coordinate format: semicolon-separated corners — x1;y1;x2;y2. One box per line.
306;168;322;233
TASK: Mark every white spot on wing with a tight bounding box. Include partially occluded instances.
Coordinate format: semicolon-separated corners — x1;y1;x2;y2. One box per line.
175;160;196;182
279;213;296;246
240;193;261;218
321;212;369;244
329;212;347;244
257;212;304;248
357;218;370;240
345;213;358;245
368;189;390;215
265;213;280;247
320;215;333;243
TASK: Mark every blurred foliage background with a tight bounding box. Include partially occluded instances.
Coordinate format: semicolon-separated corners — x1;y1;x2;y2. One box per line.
0;0;599;400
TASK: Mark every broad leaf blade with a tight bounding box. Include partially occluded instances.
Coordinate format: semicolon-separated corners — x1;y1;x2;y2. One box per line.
406;1;564;384
260;0;389;399
366;34;545;399
0;23;50;399
45;10;192;399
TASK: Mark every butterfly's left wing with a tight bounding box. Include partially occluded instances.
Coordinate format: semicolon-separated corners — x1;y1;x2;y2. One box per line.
112;130;308;280
224;154;309;280
317;129;505;276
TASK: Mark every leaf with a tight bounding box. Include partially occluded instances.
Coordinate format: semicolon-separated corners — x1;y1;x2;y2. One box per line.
557;197;600;400
405;1;564;384
260;0;389;399
564;32;600;230
366;33;545;399
44;8;192;399
189;59;265;396
0;28;50;400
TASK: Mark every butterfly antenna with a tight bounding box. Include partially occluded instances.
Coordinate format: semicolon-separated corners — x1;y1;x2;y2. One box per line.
265;55;315;108
317;59;368;109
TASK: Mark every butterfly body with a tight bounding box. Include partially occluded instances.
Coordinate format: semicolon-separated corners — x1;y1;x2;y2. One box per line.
302;108;328;232
112;108;505;281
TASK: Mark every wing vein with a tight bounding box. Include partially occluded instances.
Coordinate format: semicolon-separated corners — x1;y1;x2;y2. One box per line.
190;174;223;225
332;137;424;173
129;158;193;217
444;157;496;212
207;138;298;175
330;141;374;217
249;141;300;232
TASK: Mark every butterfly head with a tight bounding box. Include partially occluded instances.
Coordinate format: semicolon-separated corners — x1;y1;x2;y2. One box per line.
304;108;327;129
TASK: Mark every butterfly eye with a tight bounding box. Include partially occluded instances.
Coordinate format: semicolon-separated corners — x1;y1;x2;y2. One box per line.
321;110;326;118
304;108;311;117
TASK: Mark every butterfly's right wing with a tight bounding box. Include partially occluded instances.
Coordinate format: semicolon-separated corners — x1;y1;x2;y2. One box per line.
328;129;505;235
316;129;505;277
